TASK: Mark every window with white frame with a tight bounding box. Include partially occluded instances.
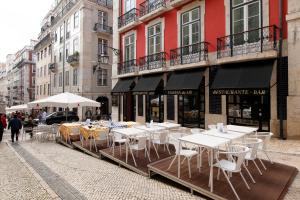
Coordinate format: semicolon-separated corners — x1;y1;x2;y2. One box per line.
65;71;69;86
74;11;79;28
232;0;261;44
73;38;79;53
48;83;50;95
124;34;135;61
148;23;162;55
44;47;47;58
59;72;62;87
97;69;108;86
98;10;108;25
98;38;108;55
66;18;71;36
73;68;78;86
181;7;201;47
53;74;57;87
125;0;135;12
66;43;70;59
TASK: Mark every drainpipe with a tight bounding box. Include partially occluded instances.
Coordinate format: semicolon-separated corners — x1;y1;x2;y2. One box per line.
278;0;285;139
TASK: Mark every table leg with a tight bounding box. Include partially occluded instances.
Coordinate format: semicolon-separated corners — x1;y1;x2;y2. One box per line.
126;141;128;163
178;141;181;178
210;149;214;192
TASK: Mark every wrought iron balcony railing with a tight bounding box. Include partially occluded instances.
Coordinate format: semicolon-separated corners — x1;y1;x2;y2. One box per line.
67;52;79;66
140;0;166;17
118;59;137;75
51;0;78;26
118;8;139;28
94;23;113;34
48;63;57;72
170;42;208;66
139;52;166;71
217;25;280;59
95;0;113;9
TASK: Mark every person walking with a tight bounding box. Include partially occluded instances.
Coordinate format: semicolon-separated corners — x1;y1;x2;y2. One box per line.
8;114;22;143
0;114;4;142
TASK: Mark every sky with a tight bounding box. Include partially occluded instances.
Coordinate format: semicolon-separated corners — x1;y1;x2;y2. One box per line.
0;0;54;62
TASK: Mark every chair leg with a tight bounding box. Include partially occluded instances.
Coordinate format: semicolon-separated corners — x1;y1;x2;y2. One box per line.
94;138;98;152
258;158;267;170
187;158;192;178
145;147;151;162
240;172;250;190
253;160;263;175
129;147;137;167
221;169;240;200
166;144;171;155
263;150;273;164
119;144;122;156
217;168;220;180
181;157;186;165
243;163;256;184
167;155;178;171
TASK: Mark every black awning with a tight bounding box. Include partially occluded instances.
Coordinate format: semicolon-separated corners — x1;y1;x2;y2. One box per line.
132;75;163;95
164;70;204;95
211;60;274;95
111;78;135;95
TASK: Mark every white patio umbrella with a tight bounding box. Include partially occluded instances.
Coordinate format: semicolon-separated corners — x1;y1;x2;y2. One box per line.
6;104;29;113
27;92;100;109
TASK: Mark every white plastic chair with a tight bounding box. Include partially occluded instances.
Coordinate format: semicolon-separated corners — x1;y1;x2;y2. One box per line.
167;136;199;178
214;145;255;200
129;136;151;166
255;132;274;165
152;130;171;155
208;124;217;130
112;132;127;156
242;138;264;175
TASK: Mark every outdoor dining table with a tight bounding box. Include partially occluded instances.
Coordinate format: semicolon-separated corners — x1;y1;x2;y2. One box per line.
200;129;247;140
112;127;147;166
178;133;230;192
59;123;82;143
154;122;181;130
226;125;258;134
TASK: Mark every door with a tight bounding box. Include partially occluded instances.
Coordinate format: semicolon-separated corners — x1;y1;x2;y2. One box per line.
123;93;134;121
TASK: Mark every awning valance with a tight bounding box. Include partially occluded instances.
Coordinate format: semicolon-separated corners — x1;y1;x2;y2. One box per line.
132;75;163;95
164;70;204;95
211;60;274;95
111;78;135;95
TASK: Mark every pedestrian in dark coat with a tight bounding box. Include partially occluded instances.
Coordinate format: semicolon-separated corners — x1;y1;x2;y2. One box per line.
0;114;4;142
8;114;22;143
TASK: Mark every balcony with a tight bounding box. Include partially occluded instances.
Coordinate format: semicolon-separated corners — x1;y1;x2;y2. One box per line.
48;63;57;72
217;25;279;61
170;42;209;67
51;0;78;26
139;0;167;22
94;23;113;35
94;0;113;9
169;0;194;8
98;54;109;64
139;52;166;72
118;8;140;33
118;59;138;75
67;52;79;66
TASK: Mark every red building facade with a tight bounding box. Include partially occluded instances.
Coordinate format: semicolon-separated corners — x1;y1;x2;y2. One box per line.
112;0;288;136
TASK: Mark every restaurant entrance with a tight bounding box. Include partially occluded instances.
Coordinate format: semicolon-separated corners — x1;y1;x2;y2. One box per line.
227;94;270;131
123;93;135;122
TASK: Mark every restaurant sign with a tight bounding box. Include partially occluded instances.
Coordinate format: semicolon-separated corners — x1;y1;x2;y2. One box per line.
211;89;268;95
165;90;195;95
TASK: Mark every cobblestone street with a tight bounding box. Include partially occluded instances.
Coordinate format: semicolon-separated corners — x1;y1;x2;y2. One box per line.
1;130;300;200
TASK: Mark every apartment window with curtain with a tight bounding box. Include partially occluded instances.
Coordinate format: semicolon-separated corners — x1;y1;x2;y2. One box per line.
65;71;69;86
98;38;108;55
73;68;78;86
74;11;79;28
59;48;63;62
59;72;62;87
73;38;79;53
181;7;201;47
98;10;108;25
232;0;261;45
148;23;162;55
97;69;107;86
124;34;135;61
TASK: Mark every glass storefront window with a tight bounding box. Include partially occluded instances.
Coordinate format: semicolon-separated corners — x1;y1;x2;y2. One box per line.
147;95;164;122
167;95;175;120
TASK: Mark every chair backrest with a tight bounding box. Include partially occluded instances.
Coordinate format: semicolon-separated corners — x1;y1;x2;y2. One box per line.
137;136;147;149
243;138;262;159
97;129;109;140
113;132;123;140
256;132;273;150
51;124;59;134
168;136;181;155
227;145;249;171
190;128;204;134
158;130;169;143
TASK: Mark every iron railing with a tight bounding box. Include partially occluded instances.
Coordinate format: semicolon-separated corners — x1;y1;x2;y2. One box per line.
140;0;166;17
95;0;113;9
170;42;208;66
51;0;78;26
217;25;280;59
118;8;139;28
139;52;166;71
118;59;137;75
67;52;79;65
94;23;113;34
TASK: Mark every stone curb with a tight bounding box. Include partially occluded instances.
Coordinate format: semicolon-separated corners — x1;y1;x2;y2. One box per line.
6;141;62;200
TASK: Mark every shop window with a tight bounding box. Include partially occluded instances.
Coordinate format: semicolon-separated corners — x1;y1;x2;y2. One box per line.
138;95;143;116
167;95;174;120
209;95;222;114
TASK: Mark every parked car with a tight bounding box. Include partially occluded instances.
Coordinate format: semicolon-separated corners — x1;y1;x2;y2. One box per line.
45;111;79;125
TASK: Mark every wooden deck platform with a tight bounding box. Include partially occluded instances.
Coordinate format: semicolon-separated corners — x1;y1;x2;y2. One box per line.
72;140;109;158
56;137;74;149
148;154;298;200
100;144;176;176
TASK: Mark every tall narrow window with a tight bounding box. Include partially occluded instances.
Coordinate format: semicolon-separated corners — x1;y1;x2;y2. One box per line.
53;74;57;87
74;11;79;28
73;68;78;86
48;83;50;95
59;72;63;87
59;48;63;62
66;43;69;59
138;95;143;116
98;38;108;55
98;10;108;25
60;25;64;41
73;38;79;53
66;18;71;38
181;7;201;47
125;0;135;12
44;65;46;76
232;0;261;44
148;23;161;55
97;69;108;86
124;34;135;61
43;84;46;95
65;71;69;86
